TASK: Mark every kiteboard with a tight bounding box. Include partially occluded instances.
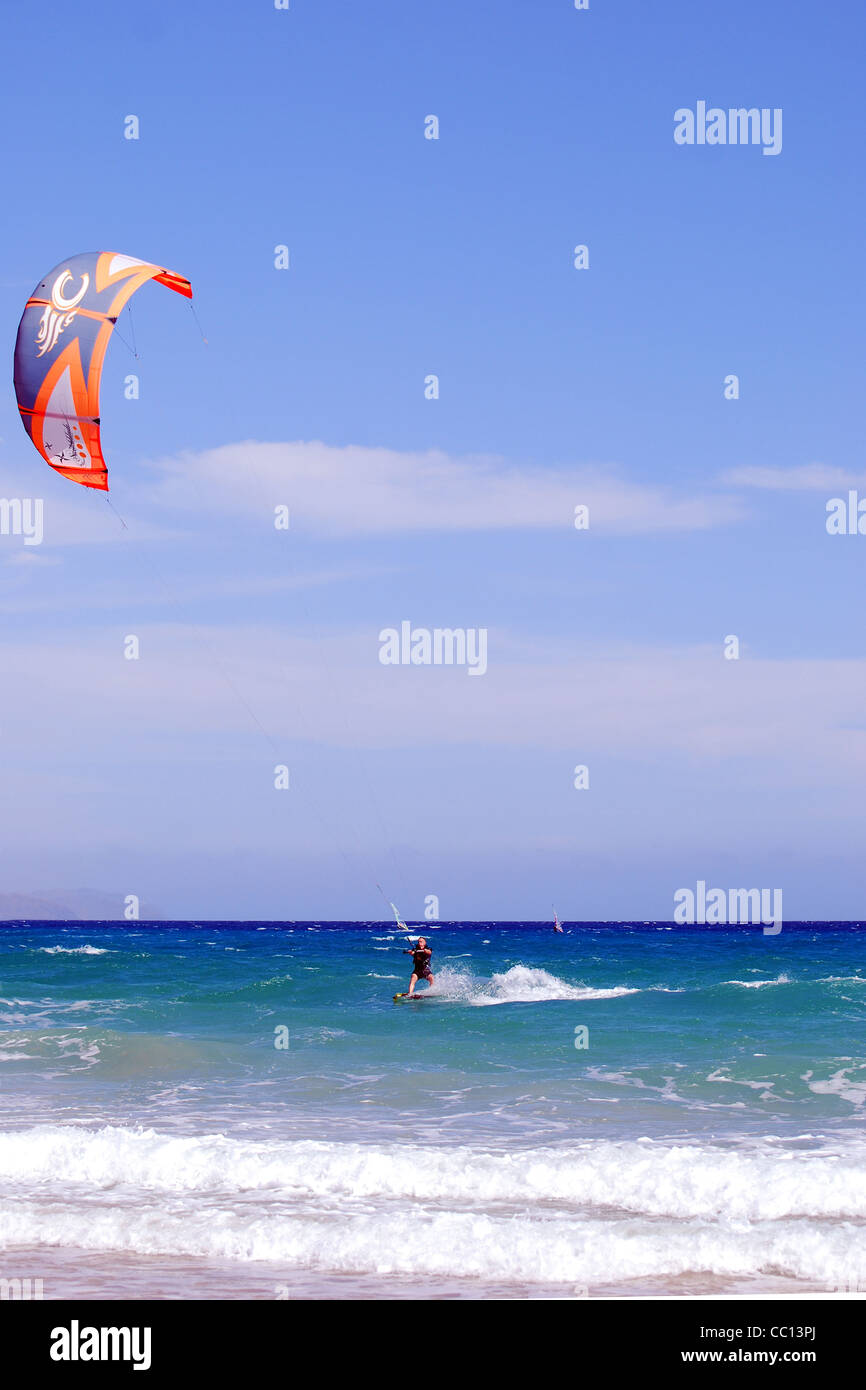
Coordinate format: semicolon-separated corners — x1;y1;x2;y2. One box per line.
393;991;435;1002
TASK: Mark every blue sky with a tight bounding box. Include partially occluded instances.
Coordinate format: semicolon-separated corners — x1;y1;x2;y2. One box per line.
1;0;865;919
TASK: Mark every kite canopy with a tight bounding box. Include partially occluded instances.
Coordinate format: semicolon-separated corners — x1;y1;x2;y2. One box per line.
13;251;192;491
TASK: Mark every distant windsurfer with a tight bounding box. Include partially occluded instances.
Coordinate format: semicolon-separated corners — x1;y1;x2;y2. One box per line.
404;937;434;994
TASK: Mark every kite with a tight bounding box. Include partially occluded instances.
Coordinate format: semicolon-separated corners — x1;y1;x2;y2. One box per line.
13;251;192;491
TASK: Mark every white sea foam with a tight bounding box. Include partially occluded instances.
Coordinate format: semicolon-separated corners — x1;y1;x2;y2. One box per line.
803;1068;866;1108
37;945;108;956
707;1068;776;1093
1;1126;864;1219
722;978;789;989
459;964;639;1006
0;1126;864;1285
0;1198;862;1286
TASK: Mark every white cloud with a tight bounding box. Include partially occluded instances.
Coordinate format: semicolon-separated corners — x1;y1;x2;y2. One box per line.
2;550;61;568
721;463;864;491
0;563;391;616
137;440;746;536
6;624;866;785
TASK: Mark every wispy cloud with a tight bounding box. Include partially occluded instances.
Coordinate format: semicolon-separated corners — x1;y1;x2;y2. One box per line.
0;563;392;616
721;464;864;491
7;624;866;782
2;550;61;569
137;440;746;536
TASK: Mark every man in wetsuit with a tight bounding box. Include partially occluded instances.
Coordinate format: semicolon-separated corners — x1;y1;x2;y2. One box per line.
404;937;434;994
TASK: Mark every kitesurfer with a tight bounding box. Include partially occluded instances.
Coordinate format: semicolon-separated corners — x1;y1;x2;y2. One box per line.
404;937;434;994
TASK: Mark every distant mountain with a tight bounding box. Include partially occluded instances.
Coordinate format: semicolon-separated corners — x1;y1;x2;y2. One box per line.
0;889;162;921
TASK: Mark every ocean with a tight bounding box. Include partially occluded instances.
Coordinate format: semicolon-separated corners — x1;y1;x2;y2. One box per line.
1;921;864;1300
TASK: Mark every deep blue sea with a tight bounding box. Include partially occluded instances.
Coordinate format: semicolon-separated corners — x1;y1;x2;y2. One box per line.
1;921;864;1298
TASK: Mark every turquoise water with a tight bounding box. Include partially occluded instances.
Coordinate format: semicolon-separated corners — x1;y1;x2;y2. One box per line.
1;922;865;1297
